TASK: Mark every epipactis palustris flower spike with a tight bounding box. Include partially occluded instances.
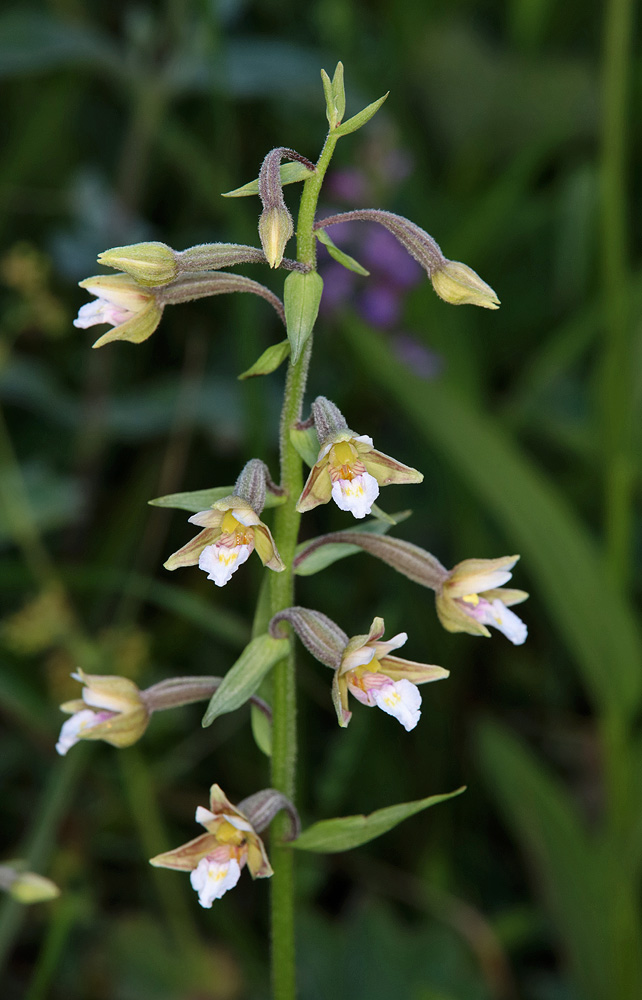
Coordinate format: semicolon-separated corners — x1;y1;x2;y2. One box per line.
333;615;448;730
149;784;273;908
436;555;528;644
74;274;164;348
296;397;423;519
56;669;149;755
164;460;284;587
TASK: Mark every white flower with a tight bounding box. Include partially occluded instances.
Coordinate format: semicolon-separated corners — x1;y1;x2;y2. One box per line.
198;540;254;586
190;857;242;907
371;678;422;731
468;598;527;645
331;471;379;518
55;709;101;756
73;298;134;330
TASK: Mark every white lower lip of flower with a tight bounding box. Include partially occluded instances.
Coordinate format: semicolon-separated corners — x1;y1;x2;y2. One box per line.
372;679;422;731
190;856;241;907
55;709;103;755
198;541;254;586
73;299;134;330
464;597;527;645
331;472;379;518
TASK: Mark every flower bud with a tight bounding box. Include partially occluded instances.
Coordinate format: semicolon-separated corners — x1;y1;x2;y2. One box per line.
97;242;179;286
431;260;500;309
0;866;60;904
259;205;294;269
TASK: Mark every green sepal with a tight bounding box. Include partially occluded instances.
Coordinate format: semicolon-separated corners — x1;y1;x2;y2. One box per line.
284;270;324;364
321;62;346;129
290;424;320;468
291;787;466;853
239;339;290;380
316;229;369;276
149;487;286;513
251;702;272;756
222;162;314;198
201;633;289;727
334;92;388;137
294;512;411;577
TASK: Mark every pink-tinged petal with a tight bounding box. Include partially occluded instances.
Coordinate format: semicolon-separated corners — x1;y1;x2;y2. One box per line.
475;599;527;645
149;833;220;871
332;672;351;727
198;540;253;586
379;655;449;685
296;460;333;513
73;298;134;329
331;472;379;518
190;856;242;906
163;528;220;570
90;301;163;348
357;445;424;487
371;679;422;731
209;784;238;816
252;522;285;571
371;630;407;658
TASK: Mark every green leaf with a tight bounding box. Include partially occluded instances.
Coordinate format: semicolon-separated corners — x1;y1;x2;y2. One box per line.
149;487;285;512
201;634;288;727
334;93;389;137
316;229;369;276
476;718;642;1000
344;319;642;721
284;270;324;364
289;424;320;468
251;703;272;756
238;339;290;380
294;514;410;576
222;162;314;198
291;787;465;853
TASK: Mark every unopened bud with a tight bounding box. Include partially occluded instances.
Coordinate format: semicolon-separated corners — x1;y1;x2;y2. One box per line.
270;607;348;669
259;205;293;269
98;243;179;286
6;871;60;904
237;788;301;841
431;260;500;309
311;396;348;445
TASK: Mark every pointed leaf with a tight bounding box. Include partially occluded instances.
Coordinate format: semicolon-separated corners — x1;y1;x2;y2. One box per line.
334;93;389;137
149;487;285;512
239;339;290;380
316;229;369;276
291;787;465;853
290;424;320;468
222;162;314;198
284;270;324;364
201;634;288;727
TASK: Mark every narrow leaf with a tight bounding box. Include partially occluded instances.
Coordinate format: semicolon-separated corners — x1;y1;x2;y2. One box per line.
291;787;465;853
334;93;389;137
222;162;314;198
239;339;290;380
251;703;272;756
476;718;642;1000
201;634;289;727
149;487;285;512
284;271;324;364
316;229;369;276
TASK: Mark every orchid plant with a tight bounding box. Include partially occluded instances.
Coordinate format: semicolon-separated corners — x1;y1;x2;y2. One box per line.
58;64;527;999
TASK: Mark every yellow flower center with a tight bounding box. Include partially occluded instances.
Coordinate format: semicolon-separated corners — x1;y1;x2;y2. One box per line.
215;819;245;847
329;441;365;482
220;510;253;546
461;593;480;606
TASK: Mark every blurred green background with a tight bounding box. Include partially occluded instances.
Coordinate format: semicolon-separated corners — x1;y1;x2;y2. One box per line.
1;1;641;998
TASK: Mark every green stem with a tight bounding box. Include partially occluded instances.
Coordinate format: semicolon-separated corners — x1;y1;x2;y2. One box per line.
600;0;635;590
267;127;339;1000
